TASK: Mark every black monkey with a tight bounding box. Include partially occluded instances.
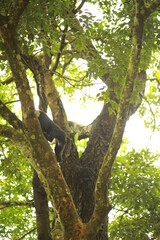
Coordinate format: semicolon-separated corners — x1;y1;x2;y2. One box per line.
36;110;66;162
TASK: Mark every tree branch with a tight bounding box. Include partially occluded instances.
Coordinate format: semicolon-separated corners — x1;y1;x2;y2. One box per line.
73;0;86;14
34;56;70;131
140;93;156;132
18;228;37;240
1;30;81;238
1;76;14;85
0;124;24;141
0;200;34;210
144;0;160;19
69;121;92;140
62;56;74;74
0;14;9;27
0;100;23;129
8;0;29;30
85;1;147;237
51;25;68;74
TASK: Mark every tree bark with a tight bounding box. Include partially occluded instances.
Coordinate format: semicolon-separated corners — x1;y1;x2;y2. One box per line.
33;171;51;240
1;0;160;239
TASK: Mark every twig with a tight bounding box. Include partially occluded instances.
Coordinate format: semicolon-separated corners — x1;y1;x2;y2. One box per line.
73;0;86;14
140;93;156;132
17;228;37;240
52;25;68;74
4;100;20;105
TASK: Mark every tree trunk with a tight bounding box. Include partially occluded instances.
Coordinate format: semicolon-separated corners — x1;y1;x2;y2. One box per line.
33;170;51;240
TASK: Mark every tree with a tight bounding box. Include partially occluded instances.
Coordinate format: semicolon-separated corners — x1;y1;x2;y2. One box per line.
0;0;160;239
109;147;160;239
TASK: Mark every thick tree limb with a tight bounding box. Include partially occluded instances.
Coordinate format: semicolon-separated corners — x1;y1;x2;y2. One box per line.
33;171;51;240
69;121;92;140
21;53;70;131
0;14;9;27
0;100;23;129
0;124;33;162
1;76;14;85
8;0;29;30
0;124;23;141
85;1;151;237
1;21;82;239
36;56;70;131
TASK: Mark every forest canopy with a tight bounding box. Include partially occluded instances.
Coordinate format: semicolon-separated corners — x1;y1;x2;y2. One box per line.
0;0;160;239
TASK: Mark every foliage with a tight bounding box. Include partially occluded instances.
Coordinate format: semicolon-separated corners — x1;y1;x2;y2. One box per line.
0;139;35;239
138;79;160;130
109;147;160;239
0;0;160;239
